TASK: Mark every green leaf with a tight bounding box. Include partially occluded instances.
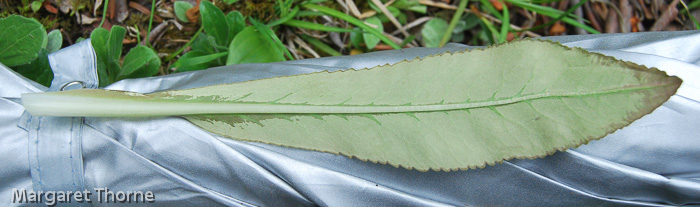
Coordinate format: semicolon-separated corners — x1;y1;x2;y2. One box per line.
304;0;329;3
479;16;499;45
22;40;682;171
12;48;53;86
393;0;419;8
0;15;47;67
282;20;355;33
456;14;479;33
200;1;231;47
506;0;599;34
95;58;121;87
376;6;401;23
91;26;126;86
350;28;364;49
117;45;160;81
174;1;193;23
90;28;109;58
295;10;325;17
300;34;342;56
363;16;383;50
173;51;228;72
421;18;448;47
440;0;468;47
687;0;700;9
185;32;226;67
250;18;292;61
90;28;113;85
393;0;426;13
222;0;239;4
227;26;286;65
512;0;588;34
31;0;43;12
226;11;246;39
268;6;299;27
407;5;427;13
400;34;416;47
46;29;63;53
479;0;503;19
208;35;229;52
106;27;126;61
303;4;400;49
190;33;216;54
498;1;510;43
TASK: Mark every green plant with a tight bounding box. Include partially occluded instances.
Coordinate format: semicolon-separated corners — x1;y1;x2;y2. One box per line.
680;0;700;29
173;0;424;69
303;4;401;49
22;40;681;171
30;0;44;12
90;26;161;87
421;18;448;47
362;16;383;50
394;0;427;13
300;34;342;56
0;15;60;86
171;1;288;72
501;0;598;36
440;0;469;46
424;0;599;45
173;1;193;23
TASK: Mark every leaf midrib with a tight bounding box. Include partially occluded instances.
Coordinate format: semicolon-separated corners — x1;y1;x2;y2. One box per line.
161;81;676;114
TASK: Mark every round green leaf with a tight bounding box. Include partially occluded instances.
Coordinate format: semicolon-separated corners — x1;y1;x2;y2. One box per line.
362;17;383;50
46;29;63;53
0;15;47;67
350;28;364;49
174;1;193;23
421;18;448;47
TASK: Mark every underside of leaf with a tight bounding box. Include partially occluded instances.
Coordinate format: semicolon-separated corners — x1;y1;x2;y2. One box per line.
21;39;682;171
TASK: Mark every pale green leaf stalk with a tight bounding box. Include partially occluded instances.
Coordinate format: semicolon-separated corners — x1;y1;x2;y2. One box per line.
21;40;682;171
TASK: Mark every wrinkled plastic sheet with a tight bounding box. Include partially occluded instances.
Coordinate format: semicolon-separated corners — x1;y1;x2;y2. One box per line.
1;31;699;206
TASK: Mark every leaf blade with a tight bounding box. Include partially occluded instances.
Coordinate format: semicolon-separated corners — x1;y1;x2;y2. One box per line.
12;48;53;86
226;26;286;65
200;1;230;47
0;15;47;67
173;51;228;72
363;16;383;50
117;45;160;81
174;1;193;23
21;40;682;171
46;29;63;53
421;18;448;47
91;26;127;85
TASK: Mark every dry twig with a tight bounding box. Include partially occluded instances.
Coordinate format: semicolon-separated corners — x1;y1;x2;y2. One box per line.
294;36;321;58
650;0;680;31
129;1;163;22
391;16;432;35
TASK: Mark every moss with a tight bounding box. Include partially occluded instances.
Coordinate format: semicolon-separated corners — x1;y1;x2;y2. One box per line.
240;0;276;22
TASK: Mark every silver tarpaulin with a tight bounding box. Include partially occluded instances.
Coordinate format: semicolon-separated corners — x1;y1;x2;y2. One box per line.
1;31;699;206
